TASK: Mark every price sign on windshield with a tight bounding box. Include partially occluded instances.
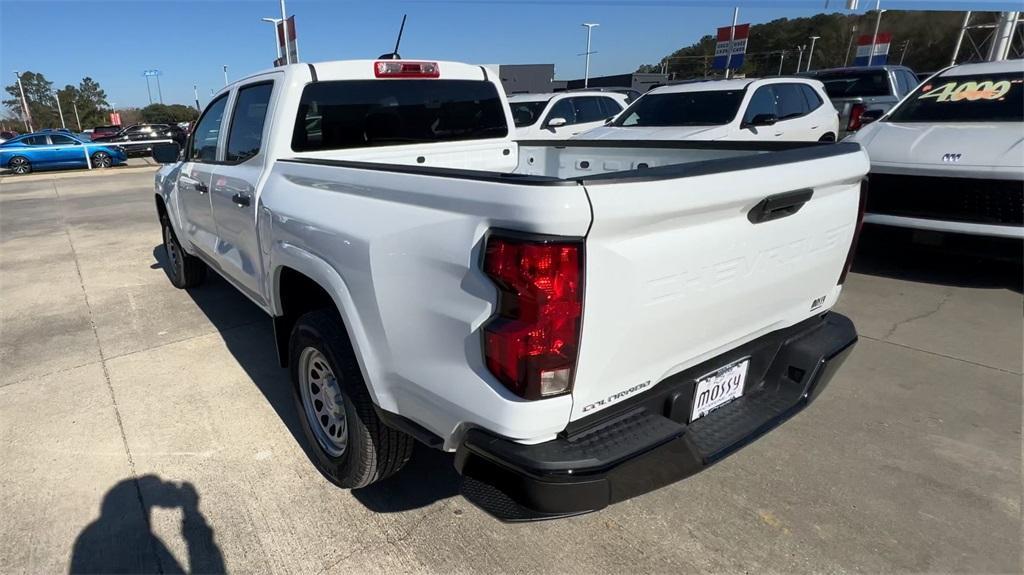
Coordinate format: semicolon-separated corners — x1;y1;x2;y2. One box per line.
918;79;1018;103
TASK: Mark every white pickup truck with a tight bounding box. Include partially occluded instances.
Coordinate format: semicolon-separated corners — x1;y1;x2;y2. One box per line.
153;59;868;520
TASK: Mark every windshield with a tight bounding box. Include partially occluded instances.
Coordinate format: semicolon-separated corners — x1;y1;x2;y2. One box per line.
509;100;548;127
887;72;1023;123
612;90;745;127
292;79;509;151
813;70;891;98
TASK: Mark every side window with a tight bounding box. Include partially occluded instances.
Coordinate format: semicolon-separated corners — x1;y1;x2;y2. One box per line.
800;84;823;111
573;97;606;124
189;95;229;162
775;84;809;120
226;82;273;163
22;135;48;146
49;134;77;145
546;98;576;126
598;97;624;118
898;71;919;96
743;86;776;123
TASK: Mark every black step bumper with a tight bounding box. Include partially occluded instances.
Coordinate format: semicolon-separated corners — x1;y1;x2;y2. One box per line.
454;312;857;521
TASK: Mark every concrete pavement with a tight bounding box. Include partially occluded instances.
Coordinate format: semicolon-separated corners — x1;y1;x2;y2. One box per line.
1;170;1020;574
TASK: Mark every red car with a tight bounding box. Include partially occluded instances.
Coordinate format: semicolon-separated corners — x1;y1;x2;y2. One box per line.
89;125;122;140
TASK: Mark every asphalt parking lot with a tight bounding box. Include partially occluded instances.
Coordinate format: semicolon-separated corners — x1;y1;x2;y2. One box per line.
1;168;1020;574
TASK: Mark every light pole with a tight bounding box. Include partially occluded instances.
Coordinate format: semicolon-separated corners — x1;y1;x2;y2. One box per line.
807;36;821;71
262;17;284;63
223;65;229;86
280;0;292;65
724;6;740;79
14;71;32;132
777;50;787;76
53;91;66;129
867;0;885;66
193;83;201;111
581;23;599;88
72;101;82;131
795;45;807;73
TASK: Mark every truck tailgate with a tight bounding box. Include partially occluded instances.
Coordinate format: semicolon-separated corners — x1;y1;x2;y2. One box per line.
571;144;869;421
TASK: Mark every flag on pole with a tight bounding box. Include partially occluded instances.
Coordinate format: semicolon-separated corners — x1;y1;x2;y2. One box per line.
712;23;750;70
854;32;891;65
275;16;299;66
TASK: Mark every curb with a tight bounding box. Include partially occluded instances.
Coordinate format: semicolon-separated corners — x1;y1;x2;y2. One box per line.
0;164;159;183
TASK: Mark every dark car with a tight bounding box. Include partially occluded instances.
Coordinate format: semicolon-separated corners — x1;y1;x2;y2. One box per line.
0;130;18;143
90;125;122;140
92;123;187;157
801;65;920;137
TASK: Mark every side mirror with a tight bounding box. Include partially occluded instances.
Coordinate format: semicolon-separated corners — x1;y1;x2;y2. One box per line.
546;117;568;128
152;142;181;164
744;113;778;128
860;109;885;125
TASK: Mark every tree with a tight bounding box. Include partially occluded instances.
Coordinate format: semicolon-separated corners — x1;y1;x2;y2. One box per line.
3;71;112;131
3;71;58;130
139;103;199;124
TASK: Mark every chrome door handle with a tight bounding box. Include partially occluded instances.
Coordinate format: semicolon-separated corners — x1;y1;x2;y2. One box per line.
231;193;251;207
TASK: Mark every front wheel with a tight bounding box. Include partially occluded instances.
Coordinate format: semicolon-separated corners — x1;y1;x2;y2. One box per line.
91;151;113;168
8;156;30;175
161;220;205;288
289;309;413;488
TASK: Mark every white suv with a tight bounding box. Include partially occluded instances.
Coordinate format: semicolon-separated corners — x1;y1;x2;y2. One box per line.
508;91;628;140
578;78;839;142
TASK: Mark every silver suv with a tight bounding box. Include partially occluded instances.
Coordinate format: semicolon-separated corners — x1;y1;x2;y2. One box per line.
803;65;920;138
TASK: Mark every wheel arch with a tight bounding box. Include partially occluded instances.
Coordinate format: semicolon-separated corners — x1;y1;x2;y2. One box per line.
270;252;393;412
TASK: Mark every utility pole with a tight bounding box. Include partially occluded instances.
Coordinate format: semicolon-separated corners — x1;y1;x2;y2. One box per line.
280;0;292;65
144;72;153;105
950;11;972;66
223;65;229;86
724;7;739;79
807;36;821;71
193;84;201;111
867;0;884;66
156;74;163;104
262;17;283;63
53;91;66;129
898;39;911;65
777;50;786;75
72;101;82;131
795;45;806;73
987;11;1019;62
581;23;599;88
844;24;858;66
14;71;32;132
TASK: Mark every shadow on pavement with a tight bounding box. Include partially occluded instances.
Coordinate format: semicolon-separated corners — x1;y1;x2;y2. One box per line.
151;246;461;513
70;475;224;574
852;225;1023;293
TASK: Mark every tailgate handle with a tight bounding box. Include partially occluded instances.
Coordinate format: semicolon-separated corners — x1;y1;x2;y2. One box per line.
748;189;813;224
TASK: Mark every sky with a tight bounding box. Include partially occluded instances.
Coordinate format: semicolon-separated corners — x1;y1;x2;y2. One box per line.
1;0;1019;109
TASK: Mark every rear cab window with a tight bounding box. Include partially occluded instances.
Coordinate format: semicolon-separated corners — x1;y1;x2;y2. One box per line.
292;79;508;151
816;70;892;98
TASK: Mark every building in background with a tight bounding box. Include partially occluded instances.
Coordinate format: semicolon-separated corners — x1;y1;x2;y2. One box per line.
489;64;557;95
561;72;668;92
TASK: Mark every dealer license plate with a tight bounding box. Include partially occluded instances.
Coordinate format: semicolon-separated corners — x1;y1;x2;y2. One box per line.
690;358;749;422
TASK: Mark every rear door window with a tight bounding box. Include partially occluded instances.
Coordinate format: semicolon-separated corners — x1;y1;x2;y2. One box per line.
226;82;273;163
292;79;508;151
775;84;809;120
799;84;823;110
816;70;892;98
49;134;77;146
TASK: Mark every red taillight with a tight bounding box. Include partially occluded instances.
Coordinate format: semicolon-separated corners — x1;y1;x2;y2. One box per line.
838;179;868;285
374;61;440;78
482;232;584;400
847;103;866;132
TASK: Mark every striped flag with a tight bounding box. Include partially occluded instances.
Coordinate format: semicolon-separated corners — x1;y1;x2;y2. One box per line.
854;32;892;66
712;23;750;70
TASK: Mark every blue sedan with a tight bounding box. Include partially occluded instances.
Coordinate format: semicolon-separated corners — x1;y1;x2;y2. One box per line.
0;132;128;175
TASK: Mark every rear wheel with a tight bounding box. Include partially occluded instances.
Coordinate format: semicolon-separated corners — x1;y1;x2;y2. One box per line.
818;132;837;143
161;220;206;288
289;309;413;488
8;156;30;175
91;151;112;168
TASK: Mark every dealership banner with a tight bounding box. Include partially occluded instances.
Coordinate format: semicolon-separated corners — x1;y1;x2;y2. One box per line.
274;16;299;66
854;32;892;66
712;23;750;70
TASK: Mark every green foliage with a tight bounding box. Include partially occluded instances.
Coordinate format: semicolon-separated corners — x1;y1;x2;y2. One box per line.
638;10;1009;79
3;71;111;131
139;103;199;124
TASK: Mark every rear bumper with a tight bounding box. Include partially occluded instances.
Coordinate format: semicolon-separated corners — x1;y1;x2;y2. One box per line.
455;312;857;521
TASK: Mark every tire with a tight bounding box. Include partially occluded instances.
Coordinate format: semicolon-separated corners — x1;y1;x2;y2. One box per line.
289;309;413;488
8;156;30;175
161;219;205;288
91;151;113;168
818;133;837;143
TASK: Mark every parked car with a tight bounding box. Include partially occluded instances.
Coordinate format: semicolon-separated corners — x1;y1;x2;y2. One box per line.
0;130;18;143
849;59;1023;241
578;77;839;142
508;91;628;140
565;86;643;103
0;131;127;174
90;125;122;140
152;58;866;520
802;65;920;138
92;123;187;156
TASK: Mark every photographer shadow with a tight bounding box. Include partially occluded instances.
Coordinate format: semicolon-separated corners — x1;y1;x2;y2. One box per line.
70;475;224;574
